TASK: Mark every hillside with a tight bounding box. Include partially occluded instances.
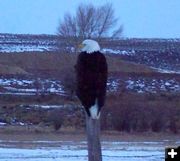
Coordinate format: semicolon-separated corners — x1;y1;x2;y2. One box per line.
0;52;156;76
0;52;179;96
0;33;179;96
0;33;180;73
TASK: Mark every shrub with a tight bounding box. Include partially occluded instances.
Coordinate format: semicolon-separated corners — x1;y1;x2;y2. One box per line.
47;109;64;131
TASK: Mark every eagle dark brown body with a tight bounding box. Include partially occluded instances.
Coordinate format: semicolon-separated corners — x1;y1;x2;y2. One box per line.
75;51;108;117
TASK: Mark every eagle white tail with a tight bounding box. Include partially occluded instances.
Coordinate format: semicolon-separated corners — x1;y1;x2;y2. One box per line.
89;99;100;119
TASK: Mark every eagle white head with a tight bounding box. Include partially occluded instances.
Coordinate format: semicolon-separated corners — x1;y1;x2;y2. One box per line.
80;39;100;53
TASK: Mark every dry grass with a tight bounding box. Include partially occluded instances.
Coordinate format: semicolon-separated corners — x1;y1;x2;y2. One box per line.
0;64;27;75
0;52;156;76
0;125;179;143
106;54;156;73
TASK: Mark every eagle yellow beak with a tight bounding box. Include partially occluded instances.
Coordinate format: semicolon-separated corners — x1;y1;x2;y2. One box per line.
78;43;85;49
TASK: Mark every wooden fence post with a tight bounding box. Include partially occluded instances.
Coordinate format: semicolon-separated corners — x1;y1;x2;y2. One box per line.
86;114;102;161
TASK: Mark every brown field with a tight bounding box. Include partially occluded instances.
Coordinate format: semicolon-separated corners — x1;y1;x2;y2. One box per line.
0;52;156;76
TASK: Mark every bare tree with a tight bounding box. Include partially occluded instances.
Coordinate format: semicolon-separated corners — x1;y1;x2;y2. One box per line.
57;3;123;52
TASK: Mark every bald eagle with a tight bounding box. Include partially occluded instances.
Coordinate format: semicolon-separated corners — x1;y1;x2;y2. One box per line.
75;40;108;119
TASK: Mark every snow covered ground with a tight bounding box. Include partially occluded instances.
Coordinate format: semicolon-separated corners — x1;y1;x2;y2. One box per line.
0;44;53;53
102;48;136;55
124;78;180;93
108;77;180;93
0;140;179;161
0;77;179;96
0;77;65;96
0;34;57;53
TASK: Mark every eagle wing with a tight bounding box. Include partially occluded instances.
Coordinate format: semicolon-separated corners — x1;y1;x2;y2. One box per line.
75;52;108;110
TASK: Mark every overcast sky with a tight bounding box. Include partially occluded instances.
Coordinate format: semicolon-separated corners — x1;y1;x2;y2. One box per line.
0;0;180;38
